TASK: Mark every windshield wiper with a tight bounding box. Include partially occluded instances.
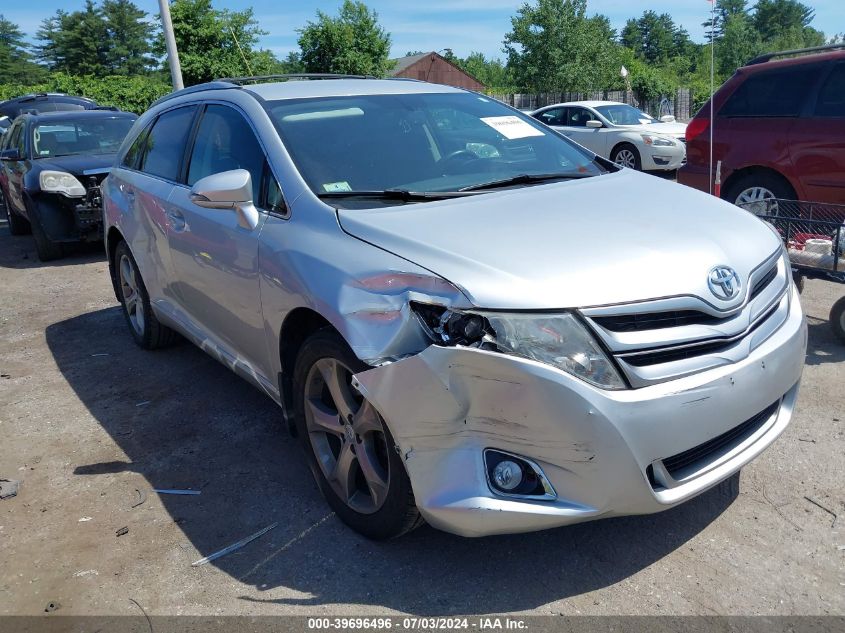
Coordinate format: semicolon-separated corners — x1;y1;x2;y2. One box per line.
317;189;480;202
459;172;595;192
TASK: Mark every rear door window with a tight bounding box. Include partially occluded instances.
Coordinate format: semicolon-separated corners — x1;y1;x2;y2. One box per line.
720;65;821;118
536;107;566;126
814;63;845;118
138;106;197;182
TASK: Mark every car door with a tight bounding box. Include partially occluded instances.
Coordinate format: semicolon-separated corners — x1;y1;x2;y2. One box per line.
4;121;30;217
560;107;608;157
166;103;271;377
788;61;845;205
118;105;199;306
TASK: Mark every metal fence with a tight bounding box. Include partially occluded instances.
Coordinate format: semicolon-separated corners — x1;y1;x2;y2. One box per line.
488;88;692;121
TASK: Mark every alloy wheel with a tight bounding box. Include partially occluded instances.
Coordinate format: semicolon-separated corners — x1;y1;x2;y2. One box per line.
118;254;145;336
735;186;778;215
303;357;390;514
614;149;637;169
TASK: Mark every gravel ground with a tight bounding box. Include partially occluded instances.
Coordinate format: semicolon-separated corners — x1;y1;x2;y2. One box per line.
0;220;843;617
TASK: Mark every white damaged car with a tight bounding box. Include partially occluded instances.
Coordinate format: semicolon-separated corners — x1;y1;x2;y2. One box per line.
531;100;687;171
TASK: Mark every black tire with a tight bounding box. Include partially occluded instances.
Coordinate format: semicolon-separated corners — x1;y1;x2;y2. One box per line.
293;329;423;539
610;143;642;170
830;296;845;344
30;213;63;261
723;171;796;207
1;190;31;236
114;240;179;349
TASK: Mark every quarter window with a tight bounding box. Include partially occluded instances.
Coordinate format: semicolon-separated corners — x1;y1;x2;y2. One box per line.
138;106;197;181
187;104;265;201
720;66;821;118
814;63;845;118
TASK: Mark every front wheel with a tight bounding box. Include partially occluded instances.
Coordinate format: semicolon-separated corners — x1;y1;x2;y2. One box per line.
293;329;422;539
611;143;642;170
831;296;845;344
30;214;63;261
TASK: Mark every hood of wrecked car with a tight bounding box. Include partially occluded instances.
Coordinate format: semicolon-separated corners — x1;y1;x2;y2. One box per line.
337;169;782;310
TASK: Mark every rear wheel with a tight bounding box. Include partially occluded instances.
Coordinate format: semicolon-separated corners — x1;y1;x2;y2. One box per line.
114;241;179;349
831;296;845;344
293;329;422;539
611;143;642;170
1;191;31;236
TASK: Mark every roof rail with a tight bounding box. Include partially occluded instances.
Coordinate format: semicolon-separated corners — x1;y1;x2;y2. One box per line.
216;73;377;85
93;105;120;111
149;81;241;108
747;43;845;66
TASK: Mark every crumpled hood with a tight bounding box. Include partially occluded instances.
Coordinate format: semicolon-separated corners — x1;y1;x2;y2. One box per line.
337;169;782;310
36;154;115;176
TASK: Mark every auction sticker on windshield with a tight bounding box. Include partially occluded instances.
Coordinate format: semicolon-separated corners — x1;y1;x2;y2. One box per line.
480;116;545;140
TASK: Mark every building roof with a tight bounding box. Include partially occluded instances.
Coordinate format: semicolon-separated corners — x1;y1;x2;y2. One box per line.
389;53;429;76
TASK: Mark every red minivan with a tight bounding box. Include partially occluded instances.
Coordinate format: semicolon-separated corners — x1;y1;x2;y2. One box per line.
678;45;845;209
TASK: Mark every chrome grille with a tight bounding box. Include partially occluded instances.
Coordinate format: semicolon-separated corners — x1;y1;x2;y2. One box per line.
581;249;789;387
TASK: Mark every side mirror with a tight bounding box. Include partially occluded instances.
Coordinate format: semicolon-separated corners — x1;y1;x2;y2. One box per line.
189;169;259;230
660;115;676;123
586;119;603;129
0;148;22;161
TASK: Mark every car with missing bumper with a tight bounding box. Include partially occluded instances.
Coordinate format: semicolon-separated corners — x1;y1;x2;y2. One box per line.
0;109;137;260
102;77;806;539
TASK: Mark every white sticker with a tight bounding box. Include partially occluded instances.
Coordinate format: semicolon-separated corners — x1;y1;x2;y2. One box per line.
480;116;545;140
323;181;352;192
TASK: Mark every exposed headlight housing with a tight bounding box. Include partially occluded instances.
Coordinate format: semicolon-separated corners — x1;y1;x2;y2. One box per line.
39;171;86;197
641;134;675;147
411;304;626;390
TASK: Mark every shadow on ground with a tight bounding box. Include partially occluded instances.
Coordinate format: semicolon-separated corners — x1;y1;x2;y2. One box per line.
47;307;737;615
0;223;105;269
805;316;845;366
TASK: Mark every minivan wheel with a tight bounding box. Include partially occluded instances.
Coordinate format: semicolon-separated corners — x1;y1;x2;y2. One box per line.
611;143;642;170
114;241;179;349
725;173;795;214
293;329;422;539
1;191;31;236
831;296;845;344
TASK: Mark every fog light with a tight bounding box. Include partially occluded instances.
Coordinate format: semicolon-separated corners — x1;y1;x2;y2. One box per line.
492;460;523;491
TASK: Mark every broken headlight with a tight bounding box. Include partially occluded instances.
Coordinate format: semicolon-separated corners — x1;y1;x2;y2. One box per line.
412;304;626;390
40;171;86;197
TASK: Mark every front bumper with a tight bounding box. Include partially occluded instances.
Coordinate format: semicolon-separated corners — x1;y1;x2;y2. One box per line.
27;190;103;242
642;144;686;171
353;285;807;537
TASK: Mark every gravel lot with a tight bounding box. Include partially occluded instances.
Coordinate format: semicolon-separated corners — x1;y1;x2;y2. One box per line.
0;220;843;617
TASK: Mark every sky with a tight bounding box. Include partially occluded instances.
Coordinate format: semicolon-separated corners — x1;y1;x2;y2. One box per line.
5;0;844;61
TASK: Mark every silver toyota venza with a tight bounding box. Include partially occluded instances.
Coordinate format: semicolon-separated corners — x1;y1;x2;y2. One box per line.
102;77;807;539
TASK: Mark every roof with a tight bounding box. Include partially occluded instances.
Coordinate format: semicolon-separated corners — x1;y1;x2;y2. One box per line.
243;78;463;101
536;100;628;110
740;48;845;73
22;110;136;122
389;53;428;76
2;93;94;104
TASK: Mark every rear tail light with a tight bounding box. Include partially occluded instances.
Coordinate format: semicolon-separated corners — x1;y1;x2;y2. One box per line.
686;117;710;143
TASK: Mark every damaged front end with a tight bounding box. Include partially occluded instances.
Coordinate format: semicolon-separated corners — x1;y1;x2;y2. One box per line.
32;171;107;242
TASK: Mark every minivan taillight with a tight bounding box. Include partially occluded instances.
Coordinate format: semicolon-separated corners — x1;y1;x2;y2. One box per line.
686;117;710;143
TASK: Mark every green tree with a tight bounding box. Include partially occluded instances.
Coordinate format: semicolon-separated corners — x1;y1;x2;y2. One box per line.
623;11;692;64
753;0;822;46
37;0;110;75
503;0;619;92
457;52;511;89
297;1;392;76
0;15;44;83
158;0;278;85
718;13;762;74
102;0;155;75
703;0;750;39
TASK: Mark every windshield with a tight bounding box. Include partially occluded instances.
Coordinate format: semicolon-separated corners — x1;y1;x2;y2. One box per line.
32;117;135;158
268;92;604;206
595;104;655;126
